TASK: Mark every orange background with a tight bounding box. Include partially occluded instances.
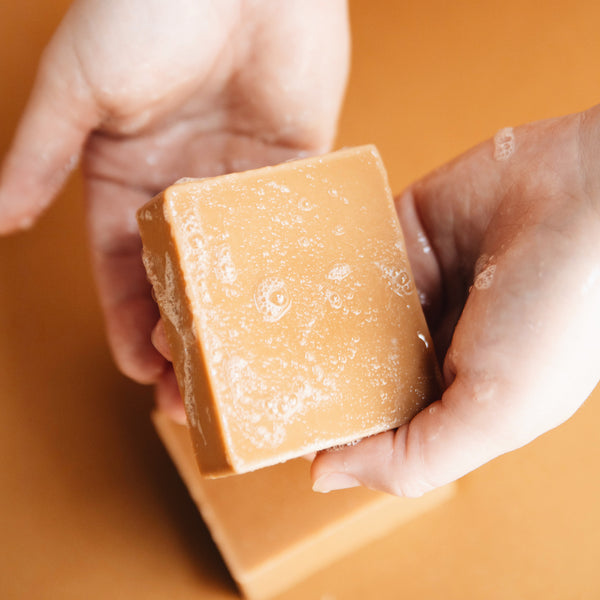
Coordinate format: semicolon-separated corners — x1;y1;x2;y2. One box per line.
1;1;599;598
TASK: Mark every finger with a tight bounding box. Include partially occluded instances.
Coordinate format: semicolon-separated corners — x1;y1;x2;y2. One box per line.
86;177;166;384
151;319;173;361
311;389;502;498
0;33;99;233
155;367;187;425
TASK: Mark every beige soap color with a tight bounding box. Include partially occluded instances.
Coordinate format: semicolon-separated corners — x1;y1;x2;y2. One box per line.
137;145;441;476
152;412;457;600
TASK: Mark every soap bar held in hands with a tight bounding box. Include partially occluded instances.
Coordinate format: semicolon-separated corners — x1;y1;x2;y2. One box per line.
137;145;441;476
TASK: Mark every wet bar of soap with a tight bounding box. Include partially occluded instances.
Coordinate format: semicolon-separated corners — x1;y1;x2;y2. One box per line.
138;146;440;476
153;411;456;600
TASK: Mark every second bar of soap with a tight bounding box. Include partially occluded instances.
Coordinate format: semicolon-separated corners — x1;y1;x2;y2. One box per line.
137;145;440;476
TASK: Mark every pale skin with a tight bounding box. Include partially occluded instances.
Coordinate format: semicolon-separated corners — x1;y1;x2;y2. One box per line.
0;0;350;414
1;0;599;497
313;111;600;495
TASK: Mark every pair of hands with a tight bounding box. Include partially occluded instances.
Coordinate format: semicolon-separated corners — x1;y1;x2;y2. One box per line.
1;0;598;497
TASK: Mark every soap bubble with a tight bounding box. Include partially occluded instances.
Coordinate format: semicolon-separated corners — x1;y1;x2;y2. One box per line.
312;364;324;382
376;262;412;296
298;197;313;212
214;244;237;284
493;127;515;161
326;289;343;309
327;263;352;282
474;263;496;290
254;277;292;322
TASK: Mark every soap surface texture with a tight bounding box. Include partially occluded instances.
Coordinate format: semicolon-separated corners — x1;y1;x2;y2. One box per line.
138;145;440;476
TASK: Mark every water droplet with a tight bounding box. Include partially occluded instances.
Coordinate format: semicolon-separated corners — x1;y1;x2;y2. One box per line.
416;231;432;254
417;332;429;348
254;277;292;322
298;237;311;248
333;224;345;236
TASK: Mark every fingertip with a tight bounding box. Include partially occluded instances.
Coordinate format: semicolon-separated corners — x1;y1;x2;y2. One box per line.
312;472;361;494
151;318;173;361
155;367;187;425
113;336;167;385
106;311;168;385
0;164;45;235
0;29;93;236
0;215;35;236
310;400;475;498
311;430;403;496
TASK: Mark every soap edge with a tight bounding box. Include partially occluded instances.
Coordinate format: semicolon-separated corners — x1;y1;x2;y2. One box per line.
241;482;457;600
137;195;235;476
165;145;381;193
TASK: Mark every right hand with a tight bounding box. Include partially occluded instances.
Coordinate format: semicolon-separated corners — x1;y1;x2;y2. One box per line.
312;107;600;496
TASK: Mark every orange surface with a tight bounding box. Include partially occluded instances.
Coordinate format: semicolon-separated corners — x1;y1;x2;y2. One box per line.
1;1;599;599
153;412;455;600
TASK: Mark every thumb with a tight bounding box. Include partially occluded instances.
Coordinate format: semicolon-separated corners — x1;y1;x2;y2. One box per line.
0;30;99;233
311;243;597;498
311;135;507;497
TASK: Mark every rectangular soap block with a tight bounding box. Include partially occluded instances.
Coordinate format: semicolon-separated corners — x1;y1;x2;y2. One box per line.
153;411;456;600
138;145;441;476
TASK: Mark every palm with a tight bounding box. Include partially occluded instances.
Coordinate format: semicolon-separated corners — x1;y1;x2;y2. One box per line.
84;90;322;386
0;0;349;386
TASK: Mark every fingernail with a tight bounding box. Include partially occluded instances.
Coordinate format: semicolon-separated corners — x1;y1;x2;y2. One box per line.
313;473;361;493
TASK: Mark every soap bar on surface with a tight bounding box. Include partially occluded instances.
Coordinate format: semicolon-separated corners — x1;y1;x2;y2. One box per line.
153;411;456;600
138;145;441;477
